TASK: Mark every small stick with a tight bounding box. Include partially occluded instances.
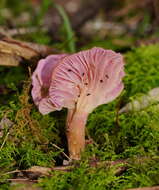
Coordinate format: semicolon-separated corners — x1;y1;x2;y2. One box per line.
50;143;71;161
128;186;159;190
7;178;37;182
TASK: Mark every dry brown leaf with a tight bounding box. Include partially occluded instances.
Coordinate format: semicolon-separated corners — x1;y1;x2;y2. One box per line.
0;36;54;66
0;52;21;66
0;39;38;59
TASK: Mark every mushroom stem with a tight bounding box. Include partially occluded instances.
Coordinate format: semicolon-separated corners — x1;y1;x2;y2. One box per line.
66;109;88;160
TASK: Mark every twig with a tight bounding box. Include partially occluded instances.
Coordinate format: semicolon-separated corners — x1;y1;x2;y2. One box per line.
2;165;73;178
128;186;159;190
50;142;71;161
7;178;38;182
0;27;46;37
2;169;21;176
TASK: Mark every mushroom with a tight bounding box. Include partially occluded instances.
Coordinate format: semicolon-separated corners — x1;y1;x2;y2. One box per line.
32;47;125;160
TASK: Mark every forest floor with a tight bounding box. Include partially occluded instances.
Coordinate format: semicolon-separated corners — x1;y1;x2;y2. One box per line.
0;0;159;190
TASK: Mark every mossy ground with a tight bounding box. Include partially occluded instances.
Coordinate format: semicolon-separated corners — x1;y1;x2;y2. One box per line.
0;0;159;189
0;43;159;190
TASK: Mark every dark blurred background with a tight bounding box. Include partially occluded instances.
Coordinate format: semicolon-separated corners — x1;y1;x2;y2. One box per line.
0;0;159;52
1;0;159;103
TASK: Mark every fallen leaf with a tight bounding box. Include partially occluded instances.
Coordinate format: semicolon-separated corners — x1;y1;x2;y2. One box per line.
0;35;54;66
0;52;21;66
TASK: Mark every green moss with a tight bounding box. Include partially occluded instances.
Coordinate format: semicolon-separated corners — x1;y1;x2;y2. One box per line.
38;157;159;190
38;162;120;190
124;44;159;96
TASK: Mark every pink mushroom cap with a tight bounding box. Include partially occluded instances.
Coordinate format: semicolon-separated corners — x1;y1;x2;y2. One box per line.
32;47;125;115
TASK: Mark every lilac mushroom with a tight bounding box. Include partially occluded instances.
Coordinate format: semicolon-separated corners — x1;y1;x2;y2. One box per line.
32;47;125;160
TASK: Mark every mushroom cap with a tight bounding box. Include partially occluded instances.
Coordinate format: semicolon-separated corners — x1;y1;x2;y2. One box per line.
32;47;125;115
31;54;67;110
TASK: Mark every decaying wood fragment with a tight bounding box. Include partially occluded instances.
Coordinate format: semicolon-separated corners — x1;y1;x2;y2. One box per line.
119;87;159;113
0;35;54;66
